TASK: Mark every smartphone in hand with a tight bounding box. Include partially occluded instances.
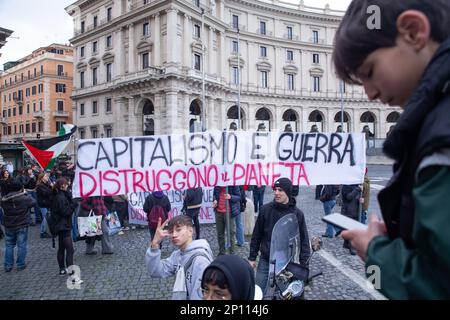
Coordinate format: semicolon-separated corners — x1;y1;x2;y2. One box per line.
322;213;368;231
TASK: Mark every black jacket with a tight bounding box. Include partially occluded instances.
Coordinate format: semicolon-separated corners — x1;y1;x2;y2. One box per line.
0;178;11;197
319;185;340;202
51;190;76;233
36;182;53;208
184;187;203;208
340;184;361;220
249;198;310;267
143;193;171;218
1;191;36;231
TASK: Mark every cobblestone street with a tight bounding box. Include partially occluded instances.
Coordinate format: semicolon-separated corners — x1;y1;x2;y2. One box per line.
0;165;391;300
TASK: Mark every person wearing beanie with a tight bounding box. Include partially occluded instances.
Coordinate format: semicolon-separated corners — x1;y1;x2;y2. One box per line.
143;191;171;245
248;177;310;296
201;254;262;300
2;181;36;272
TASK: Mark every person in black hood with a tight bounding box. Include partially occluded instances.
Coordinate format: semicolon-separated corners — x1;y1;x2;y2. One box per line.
248;177;310;296
201;254;261;300
143;191;171;245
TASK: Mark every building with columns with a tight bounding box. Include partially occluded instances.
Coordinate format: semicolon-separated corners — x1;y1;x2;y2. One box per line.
66;0;401;140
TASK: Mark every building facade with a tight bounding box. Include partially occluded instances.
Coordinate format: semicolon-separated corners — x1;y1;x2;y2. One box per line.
0;44;74;143
66;0;400;140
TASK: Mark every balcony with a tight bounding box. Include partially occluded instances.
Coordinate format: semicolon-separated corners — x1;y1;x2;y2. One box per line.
0;117;8;124
53;110;69;118
256;29;273;37
229;23;246;32
114;67;165;88
309;38;325;44
13;97;23;105
283;34;300;41
33;111;44;118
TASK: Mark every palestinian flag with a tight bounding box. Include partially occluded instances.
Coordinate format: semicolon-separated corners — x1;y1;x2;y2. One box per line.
22;124;77;170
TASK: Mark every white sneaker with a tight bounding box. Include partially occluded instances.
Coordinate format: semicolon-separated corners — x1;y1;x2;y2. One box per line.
131;226;136;230
72;277;84;285
118;231;125;235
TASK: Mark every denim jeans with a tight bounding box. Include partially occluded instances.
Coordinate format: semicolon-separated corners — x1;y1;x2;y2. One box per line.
253;188;265;213
255;258;270;296
234;213;245;246
323;200;337;237
40;208;48;235
4;227;29;270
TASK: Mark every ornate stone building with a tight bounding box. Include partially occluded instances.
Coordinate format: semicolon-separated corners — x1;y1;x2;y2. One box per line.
66;0;400;140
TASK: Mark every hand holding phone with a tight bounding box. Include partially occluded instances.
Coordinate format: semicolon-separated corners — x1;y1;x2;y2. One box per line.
322;213;367;231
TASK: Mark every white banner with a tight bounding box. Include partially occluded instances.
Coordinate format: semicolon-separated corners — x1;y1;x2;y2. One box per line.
72;130;366;198
127;188;215;225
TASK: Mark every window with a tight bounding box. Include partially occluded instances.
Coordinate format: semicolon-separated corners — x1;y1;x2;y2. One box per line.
19;125;23;134
93;15;98;28
27;104;30;114
260;46;267;57
194;24;201;38
232;40;238;53
26;88;30;96
106;127;113;138
13;108;16;117
106;98;112;113
194;0;200;7
106;35;112;48
32;123;36;133
92;128;98;138
106;63;112;82
34;68;37;77
92;41;98;53
81;21;85;33
25;123;30;133
313;76;321;92
19;106;23;115
38;122;43;132
287;50;294;61
57;101;64;112
56;83;66;93
142;53;149;69
92;67;97;85
33;103;36;112
259;21;266;35
313;53;320;64
56;121;66;132
107;7;112;21
287;74;295;91
38;84;43;93
92;101;98;114
194;54;201;71
32;86;37;95
312;30;319;43
80;46;85;57
40;65;43;75
79;129;85;139
7;126;11;135
80;71;85;88
57;64;64;76
287;26;293;40
261;71;268;88
2;110;6;117
143;22;149;36
39;101;42;110
80;103;85;116
232;67;239;85
232;14;239;29
14;125;17;134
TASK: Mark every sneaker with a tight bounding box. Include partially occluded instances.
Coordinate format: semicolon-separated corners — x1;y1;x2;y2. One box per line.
131;226;136;230
59;268;67;275
102;251;114;255
4;267;12;273
71;277;84;285
85;250;98;255
17;265;27;271
118;231;124;235
124;227;130;231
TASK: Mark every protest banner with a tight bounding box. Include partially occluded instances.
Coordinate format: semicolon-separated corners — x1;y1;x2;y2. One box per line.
72;130;366;198
127;188;215;225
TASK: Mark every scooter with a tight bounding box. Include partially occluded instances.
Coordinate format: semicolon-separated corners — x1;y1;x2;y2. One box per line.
265;213;323;300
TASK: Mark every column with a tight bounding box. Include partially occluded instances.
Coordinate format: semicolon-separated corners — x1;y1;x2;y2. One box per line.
127;97;138;135
153;13;161;67
208;27;215;76
218;0;225;21
183;93;191;132
183;14;191;69
248;42;256;87
274;46;283;91
114;97;127;136
128;23;135;73
218;31;225;82
248;103;257;130
207;97;215;130
166;9;179;69
165;91;178;133
274;107;283;131
115;27;125;76
326;52;333;95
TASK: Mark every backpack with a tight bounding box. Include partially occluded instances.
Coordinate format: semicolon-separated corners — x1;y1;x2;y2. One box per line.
172;252;212;300
147;205;166;230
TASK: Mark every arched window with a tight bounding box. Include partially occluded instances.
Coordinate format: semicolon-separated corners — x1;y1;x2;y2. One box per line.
189;100;202;132
307;110;324;132
387;111;400;123
282;109;298;131
255;108;272;131
227;105;245;130
142;100;154;136
334;111;351;132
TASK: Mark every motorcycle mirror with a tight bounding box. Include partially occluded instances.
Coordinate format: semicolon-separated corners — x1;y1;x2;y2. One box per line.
311;236;322;252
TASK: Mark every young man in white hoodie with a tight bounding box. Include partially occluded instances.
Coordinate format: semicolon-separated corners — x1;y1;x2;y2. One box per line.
145;214;213;300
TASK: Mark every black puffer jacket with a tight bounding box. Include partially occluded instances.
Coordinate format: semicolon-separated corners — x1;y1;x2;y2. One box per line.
184;187;203;208
2;191;36;231
249;197;310;266
340;184;361;220
51;190;77;233
36;182;53;208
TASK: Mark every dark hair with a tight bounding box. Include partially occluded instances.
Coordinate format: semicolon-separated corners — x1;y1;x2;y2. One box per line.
167;215;193;232
53;177;68;192
201;267;229;290
333;0;450;84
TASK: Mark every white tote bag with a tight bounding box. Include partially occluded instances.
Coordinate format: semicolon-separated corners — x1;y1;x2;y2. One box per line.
78;210;103;237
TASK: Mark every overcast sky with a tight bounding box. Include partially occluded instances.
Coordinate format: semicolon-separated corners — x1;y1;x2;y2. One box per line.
0;0;351;69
